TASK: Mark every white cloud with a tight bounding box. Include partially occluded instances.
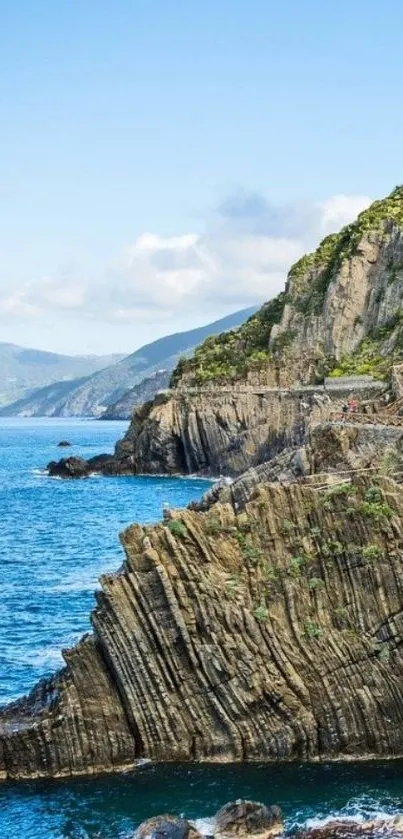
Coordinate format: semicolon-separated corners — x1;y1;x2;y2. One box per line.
319;194;371;234
0;191;372;326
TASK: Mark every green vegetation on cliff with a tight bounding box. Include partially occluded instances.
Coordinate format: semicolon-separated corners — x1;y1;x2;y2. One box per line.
171;185;403;388
328;310;403;380
290;186;403;314
171;293;286;385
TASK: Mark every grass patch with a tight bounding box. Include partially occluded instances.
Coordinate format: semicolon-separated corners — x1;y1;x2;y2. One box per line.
304;620;323;639
167;520;188;538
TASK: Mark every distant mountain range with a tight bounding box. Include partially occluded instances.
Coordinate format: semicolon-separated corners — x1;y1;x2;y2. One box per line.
100;370;171;420
0;343;123;407
0;306;258;418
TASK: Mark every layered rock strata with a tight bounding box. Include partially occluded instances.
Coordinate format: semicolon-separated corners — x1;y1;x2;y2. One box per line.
194;423;403;511
3;476;403;779
48;384;378;478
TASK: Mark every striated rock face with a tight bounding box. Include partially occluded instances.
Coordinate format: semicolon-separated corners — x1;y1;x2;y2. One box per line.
3;475;403;779
49;385;380;479
194;423;403;511
113;389;329;476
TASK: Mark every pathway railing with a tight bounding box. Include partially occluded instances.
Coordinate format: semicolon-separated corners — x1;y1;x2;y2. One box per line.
329;411;403;427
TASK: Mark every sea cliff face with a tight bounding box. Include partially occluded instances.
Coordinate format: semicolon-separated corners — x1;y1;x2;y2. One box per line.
2;475;403;779
113;389;333;476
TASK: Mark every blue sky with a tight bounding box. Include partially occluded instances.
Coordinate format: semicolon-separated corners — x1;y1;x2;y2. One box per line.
1;0;402;354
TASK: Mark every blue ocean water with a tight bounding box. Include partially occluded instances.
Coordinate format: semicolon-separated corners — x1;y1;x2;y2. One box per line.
1;419;403;839
0;418;211;704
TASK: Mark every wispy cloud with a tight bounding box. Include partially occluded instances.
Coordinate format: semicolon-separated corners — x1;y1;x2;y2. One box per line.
0;191;371;324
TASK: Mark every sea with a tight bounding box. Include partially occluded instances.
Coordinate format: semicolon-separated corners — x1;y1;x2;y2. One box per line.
0;418;402;838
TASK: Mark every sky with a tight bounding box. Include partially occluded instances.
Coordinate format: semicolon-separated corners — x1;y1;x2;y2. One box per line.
1;0;403;356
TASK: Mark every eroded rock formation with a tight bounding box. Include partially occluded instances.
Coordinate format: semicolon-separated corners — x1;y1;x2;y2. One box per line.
2;475;403;779
193;423;403;511
48;382;386;479
133;801;283;839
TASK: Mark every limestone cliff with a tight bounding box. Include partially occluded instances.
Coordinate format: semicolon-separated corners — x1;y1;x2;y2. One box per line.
3;475;403;779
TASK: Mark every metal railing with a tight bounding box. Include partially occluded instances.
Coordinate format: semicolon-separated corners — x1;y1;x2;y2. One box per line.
329;411;403;427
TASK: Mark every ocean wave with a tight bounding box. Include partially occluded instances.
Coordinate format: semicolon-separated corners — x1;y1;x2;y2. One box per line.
291;796;402;832
31;467;48;477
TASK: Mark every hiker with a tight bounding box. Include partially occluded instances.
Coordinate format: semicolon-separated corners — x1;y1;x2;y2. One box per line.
348;396;358;413
341;403;349;421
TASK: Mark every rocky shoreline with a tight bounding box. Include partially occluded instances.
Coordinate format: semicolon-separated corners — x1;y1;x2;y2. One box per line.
4;187;403;783
130;802;403;839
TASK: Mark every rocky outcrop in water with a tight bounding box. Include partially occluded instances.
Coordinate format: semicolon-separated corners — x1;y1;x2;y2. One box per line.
133;801;283;839
214;801;283;839
134;815;202;839
3;474;403;779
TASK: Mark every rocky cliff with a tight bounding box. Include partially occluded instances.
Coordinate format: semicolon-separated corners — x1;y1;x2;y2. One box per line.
58;186;403;477
194;422;403;511
2;474;403;779
177;186;403;389
47;384;366;478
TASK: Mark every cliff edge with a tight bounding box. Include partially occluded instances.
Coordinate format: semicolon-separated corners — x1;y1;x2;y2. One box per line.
2;475;403;779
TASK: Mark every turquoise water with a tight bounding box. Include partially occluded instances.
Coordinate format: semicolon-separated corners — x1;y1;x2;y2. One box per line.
1;419;403;838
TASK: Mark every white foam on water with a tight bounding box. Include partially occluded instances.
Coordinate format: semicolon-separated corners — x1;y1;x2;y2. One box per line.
193;816;216;836
298;799;402;833
21;646;64;669
31;468;49;478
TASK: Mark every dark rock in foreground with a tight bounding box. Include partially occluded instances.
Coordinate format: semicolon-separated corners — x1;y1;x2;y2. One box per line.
47;453;120;478
133;802;283;839
214;801;283;838
134;815;202;839
133;809;403;839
